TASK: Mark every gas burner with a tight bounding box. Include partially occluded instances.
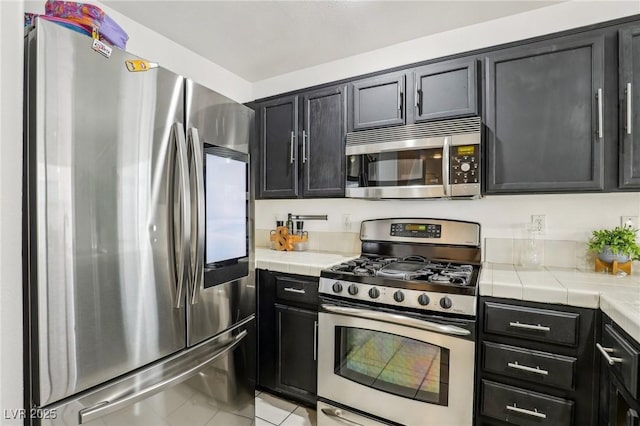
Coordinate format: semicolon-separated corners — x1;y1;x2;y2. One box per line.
320;218;481;317
353;266;376;276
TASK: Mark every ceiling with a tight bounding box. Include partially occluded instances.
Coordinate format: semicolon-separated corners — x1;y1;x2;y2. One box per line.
104;1;563;82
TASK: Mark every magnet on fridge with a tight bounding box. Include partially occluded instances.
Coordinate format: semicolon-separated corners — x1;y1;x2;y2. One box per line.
125;60;159;72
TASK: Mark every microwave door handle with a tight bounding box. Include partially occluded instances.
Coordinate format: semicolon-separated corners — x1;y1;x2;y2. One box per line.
187;127;205;305
173;123;191;309
442;136;451;197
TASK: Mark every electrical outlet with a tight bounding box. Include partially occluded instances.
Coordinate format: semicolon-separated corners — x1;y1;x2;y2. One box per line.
621;216;638;229
342;214;352;231
531;214;546;234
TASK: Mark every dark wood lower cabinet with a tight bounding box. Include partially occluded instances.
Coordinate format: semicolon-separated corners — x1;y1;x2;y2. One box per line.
476;297;598;426
275;304;317;401
257;269;318;406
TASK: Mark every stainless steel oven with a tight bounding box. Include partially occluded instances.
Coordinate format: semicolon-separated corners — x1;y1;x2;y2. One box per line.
317;299;475;426
317;218;481;426
345;117;481;199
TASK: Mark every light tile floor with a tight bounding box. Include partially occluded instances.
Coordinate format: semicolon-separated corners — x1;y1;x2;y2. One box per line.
254;391;317;426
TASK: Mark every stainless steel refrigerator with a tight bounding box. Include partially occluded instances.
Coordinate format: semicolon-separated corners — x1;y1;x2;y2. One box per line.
23;19;255;425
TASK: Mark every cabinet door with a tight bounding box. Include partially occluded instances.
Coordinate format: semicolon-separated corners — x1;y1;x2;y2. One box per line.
351;72;405;130
259;96;299;198
301;86;346;197
485;33;605;193
414;58;478;122
619;24;640;188
276;304;318;399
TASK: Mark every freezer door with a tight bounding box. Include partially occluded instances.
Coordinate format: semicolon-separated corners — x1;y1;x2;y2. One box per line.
26;20;188;406
185;80;256;346
41;317;255;426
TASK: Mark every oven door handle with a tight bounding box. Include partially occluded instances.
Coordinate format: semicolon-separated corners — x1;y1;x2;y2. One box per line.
321;304;471;336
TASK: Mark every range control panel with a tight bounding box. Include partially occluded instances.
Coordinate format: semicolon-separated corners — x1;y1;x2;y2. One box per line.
450;144;479;185
390;223;442;238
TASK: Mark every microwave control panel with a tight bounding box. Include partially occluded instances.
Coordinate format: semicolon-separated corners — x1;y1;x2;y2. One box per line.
450;144;480;185
390;223;442;238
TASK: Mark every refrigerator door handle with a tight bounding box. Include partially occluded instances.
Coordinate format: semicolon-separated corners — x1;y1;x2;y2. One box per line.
187;127;205;305
78;329;249;424
173;123;191;309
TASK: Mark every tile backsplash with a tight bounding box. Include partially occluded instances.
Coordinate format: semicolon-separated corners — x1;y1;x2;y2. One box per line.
485;237;596;270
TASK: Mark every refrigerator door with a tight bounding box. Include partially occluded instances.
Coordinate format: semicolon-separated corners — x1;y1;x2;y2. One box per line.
185;80;255;346
26;20;189;406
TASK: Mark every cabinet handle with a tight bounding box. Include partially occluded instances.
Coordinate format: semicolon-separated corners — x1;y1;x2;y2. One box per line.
509;321;550;332
597;88;604;139
302;130;308;163
283;287;305;294
627;83;633;135
507;361;549;376
397;88;404;118
596;343;623;365
506;404;547;419
414;79;422;116
289;131;295;164
313;320;318;361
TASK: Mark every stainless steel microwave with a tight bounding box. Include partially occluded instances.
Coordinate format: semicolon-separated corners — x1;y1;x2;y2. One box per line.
345;117;481;199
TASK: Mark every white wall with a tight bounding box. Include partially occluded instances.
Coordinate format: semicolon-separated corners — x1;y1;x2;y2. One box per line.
253;1;640;99
256;193;640;241
0;0;24;423
24;0;253;103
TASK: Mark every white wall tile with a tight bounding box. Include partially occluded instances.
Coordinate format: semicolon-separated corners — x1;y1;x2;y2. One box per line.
485;239;514;264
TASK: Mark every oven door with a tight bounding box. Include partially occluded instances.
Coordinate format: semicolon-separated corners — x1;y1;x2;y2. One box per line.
345;136;449;199
318;302;475;426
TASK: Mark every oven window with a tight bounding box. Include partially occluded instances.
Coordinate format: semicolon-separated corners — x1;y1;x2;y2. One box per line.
347;148;443;187
334;327;449;406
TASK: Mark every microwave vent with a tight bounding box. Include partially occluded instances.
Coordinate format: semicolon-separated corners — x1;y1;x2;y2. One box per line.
346;117;481;146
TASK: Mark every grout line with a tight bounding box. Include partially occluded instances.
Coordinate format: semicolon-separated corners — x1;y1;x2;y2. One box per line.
278;405;299;426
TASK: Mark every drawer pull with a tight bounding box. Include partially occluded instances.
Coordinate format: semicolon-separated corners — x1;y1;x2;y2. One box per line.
596;343;623;365
509;321;550;332
283;287;306;294
507;361;549;376
506;404;547;419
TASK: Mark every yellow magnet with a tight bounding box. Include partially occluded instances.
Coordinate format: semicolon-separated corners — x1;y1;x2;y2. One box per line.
125;60;159;72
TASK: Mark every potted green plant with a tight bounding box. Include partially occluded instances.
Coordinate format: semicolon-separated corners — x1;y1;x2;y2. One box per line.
588;226;640;263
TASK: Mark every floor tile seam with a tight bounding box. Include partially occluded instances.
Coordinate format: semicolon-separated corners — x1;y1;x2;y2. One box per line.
279;406;300;426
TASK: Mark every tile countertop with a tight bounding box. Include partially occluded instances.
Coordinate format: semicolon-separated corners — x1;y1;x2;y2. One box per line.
255;248;359;277
480;263;640;343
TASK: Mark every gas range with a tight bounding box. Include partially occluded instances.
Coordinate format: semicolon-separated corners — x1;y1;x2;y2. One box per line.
319;218;481;317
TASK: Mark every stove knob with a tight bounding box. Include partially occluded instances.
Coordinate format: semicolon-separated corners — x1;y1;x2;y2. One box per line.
393;290;405;303
418;294;430;306
368;287;380;299
332;282;343;293
348;284;359;295
439;296;453;309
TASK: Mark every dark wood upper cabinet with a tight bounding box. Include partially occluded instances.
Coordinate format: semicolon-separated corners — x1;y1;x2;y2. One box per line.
619;24;640;188
484;32;606;193
413;58;478;122
256;86;346;199
350;72;406;131
259;96;299;198
302;87;346;197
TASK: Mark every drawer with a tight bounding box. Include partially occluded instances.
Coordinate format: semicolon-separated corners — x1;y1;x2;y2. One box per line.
275;275;318;306
601;323;640;399
481;379;574;426
483;342;577;390
484;301;579;346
